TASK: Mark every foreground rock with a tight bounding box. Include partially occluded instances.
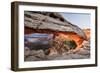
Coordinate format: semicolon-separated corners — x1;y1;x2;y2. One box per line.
25;39;90;61
25;50;47;61
25;49;90;61
24;47;30;57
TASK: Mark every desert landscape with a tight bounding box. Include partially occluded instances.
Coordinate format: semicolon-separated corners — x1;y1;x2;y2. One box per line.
24;11;91;61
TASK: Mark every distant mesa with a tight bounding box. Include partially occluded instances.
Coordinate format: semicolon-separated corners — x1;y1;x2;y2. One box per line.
83;29;90;40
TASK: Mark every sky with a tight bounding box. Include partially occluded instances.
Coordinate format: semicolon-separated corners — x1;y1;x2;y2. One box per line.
60;12;91;29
